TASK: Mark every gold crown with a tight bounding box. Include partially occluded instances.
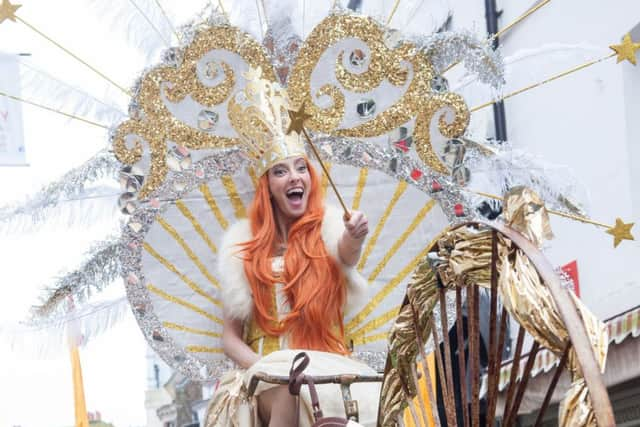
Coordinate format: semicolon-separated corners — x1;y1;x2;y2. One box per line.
228;67;305;176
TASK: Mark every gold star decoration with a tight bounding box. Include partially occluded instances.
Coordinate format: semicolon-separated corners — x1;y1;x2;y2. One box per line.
610;33;640;66
286;102;312;135
605;218;635;248
0;0;21;24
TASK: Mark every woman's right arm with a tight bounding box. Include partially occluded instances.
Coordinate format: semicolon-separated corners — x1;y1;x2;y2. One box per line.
222;314;261;369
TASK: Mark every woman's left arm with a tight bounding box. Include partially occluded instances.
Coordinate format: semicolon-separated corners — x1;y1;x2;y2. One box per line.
338;210;369;267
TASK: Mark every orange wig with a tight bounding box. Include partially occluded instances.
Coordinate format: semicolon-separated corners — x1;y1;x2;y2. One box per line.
239;160;348;354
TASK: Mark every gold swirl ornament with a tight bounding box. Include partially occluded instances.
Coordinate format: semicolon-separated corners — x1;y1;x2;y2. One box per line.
287;14;470;175
113;26;275;198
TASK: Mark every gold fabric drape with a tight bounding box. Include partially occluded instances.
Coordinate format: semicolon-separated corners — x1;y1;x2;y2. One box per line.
380;262;439;426
502;186;554;247
204;370;257;427
501;187;607;427
380;187;608;426
498;249;607;426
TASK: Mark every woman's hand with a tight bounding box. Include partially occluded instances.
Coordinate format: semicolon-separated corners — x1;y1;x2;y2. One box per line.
338;210;369;267
344;210;369;242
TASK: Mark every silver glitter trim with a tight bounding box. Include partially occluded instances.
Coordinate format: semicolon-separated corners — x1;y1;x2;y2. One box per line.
312;135;469;224
176;5;230;48
122;148;247;381
32;236;122;319
263;16;302;85
351;351;388;373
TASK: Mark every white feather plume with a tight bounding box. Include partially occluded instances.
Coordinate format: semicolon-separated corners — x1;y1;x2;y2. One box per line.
19;59;127;126
0;149;121;233
464;138;590;216
0;296;130;358
453;42;607;95
87;0;175;62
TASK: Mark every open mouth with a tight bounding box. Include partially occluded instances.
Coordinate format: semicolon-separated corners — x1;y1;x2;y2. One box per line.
286;187;304;202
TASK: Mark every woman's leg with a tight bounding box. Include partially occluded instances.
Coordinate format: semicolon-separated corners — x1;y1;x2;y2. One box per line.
258;385;297;426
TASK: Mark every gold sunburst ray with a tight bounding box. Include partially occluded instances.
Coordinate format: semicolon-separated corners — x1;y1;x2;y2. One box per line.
147;283;222;324
221;176;248;219
347;305;401;337
357;180;409;272
351;168;369;211
143;242;222;306
163;321;222;338
200;183;230;230
320;162;333;198
186;345;224;353
156;217;222;290
346;243;432;332
175;200;219;255
351;331;389;346
346;228;449;333
248;167;259;189
367;199;437;283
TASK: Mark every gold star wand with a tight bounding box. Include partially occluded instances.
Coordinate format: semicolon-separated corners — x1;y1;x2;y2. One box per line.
287;103;351;220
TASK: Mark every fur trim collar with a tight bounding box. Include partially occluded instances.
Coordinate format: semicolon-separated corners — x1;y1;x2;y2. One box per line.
218;219;253;320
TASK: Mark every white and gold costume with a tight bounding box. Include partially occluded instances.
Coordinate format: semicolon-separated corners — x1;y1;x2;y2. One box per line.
205;205;380;427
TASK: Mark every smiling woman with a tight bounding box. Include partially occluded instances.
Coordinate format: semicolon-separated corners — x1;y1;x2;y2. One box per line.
268;157;311;224
204;70;378;426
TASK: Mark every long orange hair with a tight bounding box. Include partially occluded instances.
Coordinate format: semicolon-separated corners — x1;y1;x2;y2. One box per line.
238;161;348;354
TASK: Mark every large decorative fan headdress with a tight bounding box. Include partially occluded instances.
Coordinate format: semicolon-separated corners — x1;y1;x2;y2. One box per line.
113;7;477;380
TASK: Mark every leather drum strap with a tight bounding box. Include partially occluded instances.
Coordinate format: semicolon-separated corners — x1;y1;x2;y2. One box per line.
288;352;311;427
288;352;345;427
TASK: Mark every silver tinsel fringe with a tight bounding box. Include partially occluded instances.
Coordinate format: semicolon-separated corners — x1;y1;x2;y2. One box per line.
31;236;123;319
0;149;121;230
420;30;505;89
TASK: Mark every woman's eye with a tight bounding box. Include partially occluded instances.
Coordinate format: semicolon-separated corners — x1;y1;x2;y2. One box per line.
297;165;307;172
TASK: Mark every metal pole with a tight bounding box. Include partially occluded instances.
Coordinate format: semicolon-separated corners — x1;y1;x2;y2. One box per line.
484;0;509;142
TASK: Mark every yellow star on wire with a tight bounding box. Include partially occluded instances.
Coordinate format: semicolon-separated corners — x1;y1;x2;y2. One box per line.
605;218;635;248
0;0;21;24
286;102;312;135
609;33;640;65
